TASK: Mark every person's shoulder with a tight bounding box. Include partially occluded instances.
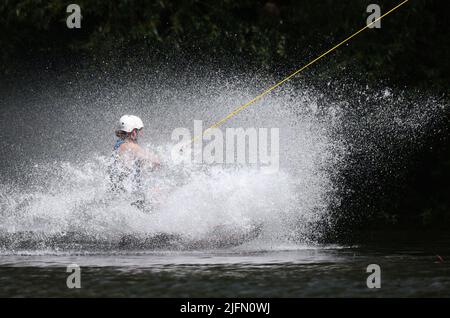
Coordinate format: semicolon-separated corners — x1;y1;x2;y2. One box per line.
118;142;131;152
119;142;141;153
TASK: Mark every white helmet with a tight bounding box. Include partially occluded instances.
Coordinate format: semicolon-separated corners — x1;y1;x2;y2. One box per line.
117;115;144;133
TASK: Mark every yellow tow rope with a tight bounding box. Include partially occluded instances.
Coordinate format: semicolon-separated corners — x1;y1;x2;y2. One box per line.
190;0;409;144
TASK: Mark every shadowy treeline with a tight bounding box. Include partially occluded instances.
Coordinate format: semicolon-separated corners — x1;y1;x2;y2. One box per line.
1;0;449;91
1;0;449;235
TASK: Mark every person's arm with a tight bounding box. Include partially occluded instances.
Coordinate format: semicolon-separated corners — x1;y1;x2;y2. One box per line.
118;143;161;170
143;150;161;170
132;144;161;170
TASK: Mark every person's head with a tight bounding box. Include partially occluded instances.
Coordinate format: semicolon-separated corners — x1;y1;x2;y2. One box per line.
115;115;144;142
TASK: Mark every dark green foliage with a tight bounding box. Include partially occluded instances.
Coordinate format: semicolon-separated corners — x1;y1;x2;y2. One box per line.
1;0;449;90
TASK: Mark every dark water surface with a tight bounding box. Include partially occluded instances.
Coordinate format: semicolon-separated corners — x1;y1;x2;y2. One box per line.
1;240;449;297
